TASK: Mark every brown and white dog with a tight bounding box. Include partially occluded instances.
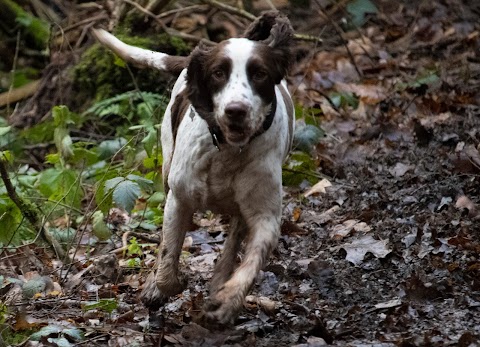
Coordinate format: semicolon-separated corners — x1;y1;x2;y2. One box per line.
93;11;295;325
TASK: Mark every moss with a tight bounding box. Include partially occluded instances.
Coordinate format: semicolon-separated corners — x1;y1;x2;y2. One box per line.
73;33;190;105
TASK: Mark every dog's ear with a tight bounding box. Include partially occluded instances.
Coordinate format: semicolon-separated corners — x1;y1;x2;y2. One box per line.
243;11;294;47
186;41;215;115
243;10;280;41
244;11;294;84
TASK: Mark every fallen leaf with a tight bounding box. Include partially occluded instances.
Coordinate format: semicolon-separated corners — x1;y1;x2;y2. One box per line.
303;206;340;225
374;298;402;309
330;219;371;239
455;195;479;218
304;178;332;197
339;235;391;265
389;162;412;177
245;295;281;313
292;206;303;222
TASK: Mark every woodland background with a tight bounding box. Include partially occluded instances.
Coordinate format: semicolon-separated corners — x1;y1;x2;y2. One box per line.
0;0;479;346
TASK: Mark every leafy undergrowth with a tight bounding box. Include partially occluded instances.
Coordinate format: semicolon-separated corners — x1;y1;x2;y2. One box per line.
1;0;480;346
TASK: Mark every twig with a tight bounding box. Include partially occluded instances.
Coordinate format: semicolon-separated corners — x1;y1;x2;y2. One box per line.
315;3;363;78
304;88;341;114
55;14;108;35
201;0;256;20
122;0;214;44
124;0;169;32
264;0;277;10
146;0;174;13
0;80;41;107
157;4;208;19
202;0;322;43
0;158;65;259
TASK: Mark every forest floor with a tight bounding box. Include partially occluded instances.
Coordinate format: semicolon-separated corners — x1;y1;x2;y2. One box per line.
1;0;480;346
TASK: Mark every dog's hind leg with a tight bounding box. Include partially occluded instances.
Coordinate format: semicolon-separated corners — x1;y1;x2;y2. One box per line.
140;191;193;309
209;216;247;294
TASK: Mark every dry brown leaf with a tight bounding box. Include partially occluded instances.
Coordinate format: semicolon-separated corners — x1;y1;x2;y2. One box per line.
330;219;371;239
455;195;480;219
335;82;387;105
292;206;303;222
304;178;332;197
389;162;412;177
339;235;391;265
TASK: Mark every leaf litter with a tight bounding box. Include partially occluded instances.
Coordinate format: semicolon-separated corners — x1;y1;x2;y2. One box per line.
1;0;480;346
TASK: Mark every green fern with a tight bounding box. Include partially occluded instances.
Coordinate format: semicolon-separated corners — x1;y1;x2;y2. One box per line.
84;91;168;121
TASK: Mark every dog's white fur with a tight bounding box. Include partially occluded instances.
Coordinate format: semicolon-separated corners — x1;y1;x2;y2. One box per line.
92;12;294;325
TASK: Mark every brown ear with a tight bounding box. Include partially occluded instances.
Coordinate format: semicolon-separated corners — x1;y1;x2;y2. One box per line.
186;41;215;118
243;11;294;48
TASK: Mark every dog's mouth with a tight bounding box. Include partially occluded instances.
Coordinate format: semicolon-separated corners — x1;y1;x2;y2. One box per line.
224;123;250;145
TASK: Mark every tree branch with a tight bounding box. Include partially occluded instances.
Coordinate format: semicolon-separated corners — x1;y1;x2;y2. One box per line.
0;158;66;259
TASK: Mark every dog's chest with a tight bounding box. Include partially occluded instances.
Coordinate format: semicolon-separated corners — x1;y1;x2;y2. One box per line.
167;120;258;213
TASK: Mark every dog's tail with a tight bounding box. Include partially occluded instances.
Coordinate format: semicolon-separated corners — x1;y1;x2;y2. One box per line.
91;28;188;76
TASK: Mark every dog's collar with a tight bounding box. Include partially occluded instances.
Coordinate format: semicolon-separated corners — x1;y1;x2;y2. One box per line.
209;94;277;150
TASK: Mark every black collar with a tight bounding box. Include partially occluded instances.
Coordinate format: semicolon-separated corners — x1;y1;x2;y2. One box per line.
208;94;277;150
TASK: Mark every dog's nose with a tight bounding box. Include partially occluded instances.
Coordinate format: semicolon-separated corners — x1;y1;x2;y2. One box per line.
225;102;248;120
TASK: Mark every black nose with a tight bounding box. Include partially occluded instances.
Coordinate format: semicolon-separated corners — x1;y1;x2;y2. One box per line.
225;102;248;120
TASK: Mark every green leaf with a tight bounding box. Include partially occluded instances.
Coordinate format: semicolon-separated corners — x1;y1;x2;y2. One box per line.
62;327;84;341
82;298;118;314
0;126;11;136
37;168;82;209
52;105;74;127
0;201;24;244
54;127;73;160
329;92;359;109
282;151;318;186
70;147;99;165
143;153;162;169
142;127;158;156
105;177;142;212
49;227;76;249
293;124;325;153
91;211;112;240
127;237;142;256
97;138;127;159
30;325;63;341
47;337;73;347
113;180;141;212
148;191;165;206
346;0;378;27
45;153;61;165
0;150;13;164
126;174;153;192
104;177;124;193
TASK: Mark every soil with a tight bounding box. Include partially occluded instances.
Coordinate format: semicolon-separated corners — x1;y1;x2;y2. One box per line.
2;0;480;346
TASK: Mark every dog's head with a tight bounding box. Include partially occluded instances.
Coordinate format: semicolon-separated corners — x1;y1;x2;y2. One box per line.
186;11;294;146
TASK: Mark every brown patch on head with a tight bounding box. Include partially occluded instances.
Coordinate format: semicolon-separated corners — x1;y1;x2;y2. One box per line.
186;41;232;127
244;11;293;89
246;39;293;104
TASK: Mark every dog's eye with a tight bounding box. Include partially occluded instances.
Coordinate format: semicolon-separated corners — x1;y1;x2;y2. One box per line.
212;69;226;80
252;70;268;81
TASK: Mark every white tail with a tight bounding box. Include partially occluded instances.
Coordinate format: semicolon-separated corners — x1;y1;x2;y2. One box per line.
91;28;188;74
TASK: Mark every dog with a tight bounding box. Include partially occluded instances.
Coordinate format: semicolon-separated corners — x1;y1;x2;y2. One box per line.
92;11;295;325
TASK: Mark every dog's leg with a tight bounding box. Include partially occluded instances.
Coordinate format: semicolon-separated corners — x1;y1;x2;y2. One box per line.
140;191;193;309
210;216;247;294
204;213;280;324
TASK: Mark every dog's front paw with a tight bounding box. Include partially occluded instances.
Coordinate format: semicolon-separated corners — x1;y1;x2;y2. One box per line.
201;285;244;326
139;272;168;311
